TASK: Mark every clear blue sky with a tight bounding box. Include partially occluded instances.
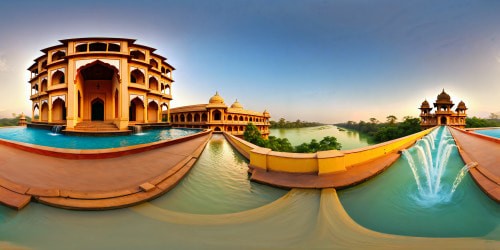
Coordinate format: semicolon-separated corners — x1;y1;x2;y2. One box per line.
0;0;499;123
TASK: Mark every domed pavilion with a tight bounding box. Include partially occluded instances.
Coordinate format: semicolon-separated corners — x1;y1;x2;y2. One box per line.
419;89;467;129
168;92;270;138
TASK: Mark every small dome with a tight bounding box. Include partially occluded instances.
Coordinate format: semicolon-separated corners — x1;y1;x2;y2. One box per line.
230;99;243;109
457;101;467;109
209;91;224;104
420;100;430;109
437;89;451;102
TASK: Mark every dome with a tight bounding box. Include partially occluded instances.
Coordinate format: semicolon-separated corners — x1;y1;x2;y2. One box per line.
457;101;467;110
230;99;243;109
437;89;451;102
420;100;430;109
208;91;224;104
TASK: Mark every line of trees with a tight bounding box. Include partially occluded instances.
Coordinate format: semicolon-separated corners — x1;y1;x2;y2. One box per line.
466;116;500;128
244;123;341;153
270;118;324;129
0;113;31;127
336;115;421;143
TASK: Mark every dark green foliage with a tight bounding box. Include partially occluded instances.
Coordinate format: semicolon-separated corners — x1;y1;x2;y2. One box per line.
265;136;294;152
243;124;341;153
465;117;500;128
337;116;422;143
270;118;324;129
243;123;266;147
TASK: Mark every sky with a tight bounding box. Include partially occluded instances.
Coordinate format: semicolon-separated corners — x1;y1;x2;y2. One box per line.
0;0;499;123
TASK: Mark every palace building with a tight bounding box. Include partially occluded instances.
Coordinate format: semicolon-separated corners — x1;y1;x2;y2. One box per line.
169;92;271;138
28;38;174;131
419;89;467;129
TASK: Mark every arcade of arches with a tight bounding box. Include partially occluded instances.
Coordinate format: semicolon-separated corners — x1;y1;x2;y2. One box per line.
169;92;271;138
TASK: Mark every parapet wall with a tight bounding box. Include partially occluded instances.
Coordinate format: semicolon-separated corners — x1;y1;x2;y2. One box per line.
223;128;433;175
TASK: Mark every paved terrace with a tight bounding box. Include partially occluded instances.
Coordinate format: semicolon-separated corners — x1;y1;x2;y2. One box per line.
449;127;500;202
0;132;211;210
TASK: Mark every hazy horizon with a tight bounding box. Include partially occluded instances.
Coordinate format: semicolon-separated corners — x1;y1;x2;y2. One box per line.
1;0;499;123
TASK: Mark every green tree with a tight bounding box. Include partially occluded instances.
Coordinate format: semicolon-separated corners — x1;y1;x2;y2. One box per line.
386;115;397;125
243;123;265;146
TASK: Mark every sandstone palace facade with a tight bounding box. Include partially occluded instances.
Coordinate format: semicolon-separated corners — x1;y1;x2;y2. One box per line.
28;38;174;131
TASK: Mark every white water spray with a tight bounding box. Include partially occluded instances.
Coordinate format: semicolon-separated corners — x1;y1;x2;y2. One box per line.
402;126;472;203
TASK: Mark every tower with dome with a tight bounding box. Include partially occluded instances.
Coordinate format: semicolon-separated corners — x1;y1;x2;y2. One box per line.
419;89;467;129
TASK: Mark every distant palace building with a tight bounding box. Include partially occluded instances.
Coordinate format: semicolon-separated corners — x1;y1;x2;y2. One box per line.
28;38;174;131
419;89;467;129
169;92;270;138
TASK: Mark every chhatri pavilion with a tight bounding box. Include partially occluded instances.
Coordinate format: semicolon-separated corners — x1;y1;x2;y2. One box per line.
28;38;174;131
169;92;271;138
419;89;467;129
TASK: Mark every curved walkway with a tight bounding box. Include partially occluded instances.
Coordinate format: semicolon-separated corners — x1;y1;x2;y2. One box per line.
131;188;498;248
0;132;211;210
449;127;500;202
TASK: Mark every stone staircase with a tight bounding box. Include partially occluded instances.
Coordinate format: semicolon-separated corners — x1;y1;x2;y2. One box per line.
74;121;119;131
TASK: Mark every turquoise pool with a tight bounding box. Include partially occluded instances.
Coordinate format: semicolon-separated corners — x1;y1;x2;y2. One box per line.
0;127;201;149
475;128;500;138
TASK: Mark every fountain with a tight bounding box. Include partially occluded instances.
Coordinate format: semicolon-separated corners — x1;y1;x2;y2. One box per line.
402;126;474;205
133;125;144;135
50;125;63;136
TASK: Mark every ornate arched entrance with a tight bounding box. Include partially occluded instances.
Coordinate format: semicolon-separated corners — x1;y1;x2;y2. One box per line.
75;60;119;122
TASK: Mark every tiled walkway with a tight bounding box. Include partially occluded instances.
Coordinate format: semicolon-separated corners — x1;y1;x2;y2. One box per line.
0;133;211;210
449;127;500;202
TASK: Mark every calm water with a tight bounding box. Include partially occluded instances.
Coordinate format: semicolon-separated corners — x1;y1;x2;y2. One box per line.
270;125;372;150
338;127;500;238
150;134;287;214
475;128;500;138
0;127;200;149
0;135;289;249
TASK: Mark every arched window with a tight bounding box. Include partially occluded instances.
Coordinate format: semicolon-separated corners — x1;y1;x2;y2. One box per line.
161;67;166;74
108;43;121;52
149;77;158;91
150;59;159;69
130;50;145;61
239;116;243;121
187;113;193;122
75;43;88;53
89;42;107;51
41;102;49;122
52;98;66;122
148;101;159;123
51;50;66;62
165;85;171;95
194;113;200;122
165;69;172;78
130;69;145;84
41;60;47;69
129;97;145;122
202;113;208;122
212;110;222;120
40;79;47;92
180;114;185;122
227;115;232;121
33;104;40;119
52;70;65;84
